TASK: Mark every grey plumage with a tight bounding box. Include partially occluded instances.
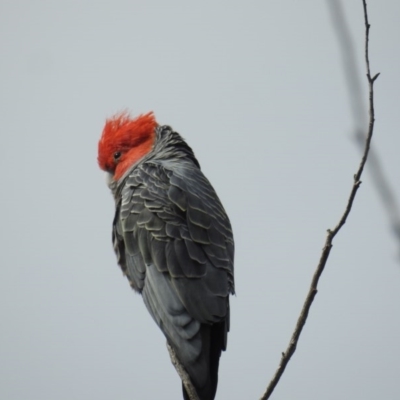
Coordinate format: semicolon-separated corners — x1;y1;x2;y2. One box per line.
109;125;234;400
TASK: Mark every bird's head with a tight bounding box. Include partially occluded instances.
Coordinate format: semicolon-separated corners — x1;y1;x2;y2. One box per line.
97;111;157;180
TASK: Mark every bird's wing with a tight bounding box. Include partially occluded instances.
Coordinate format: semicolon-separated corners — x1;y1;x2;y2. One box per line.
112;160;234;371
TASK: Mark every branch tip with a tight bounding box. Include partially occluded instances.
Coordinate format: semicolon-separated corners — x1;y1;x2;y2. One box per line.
372;72;380;82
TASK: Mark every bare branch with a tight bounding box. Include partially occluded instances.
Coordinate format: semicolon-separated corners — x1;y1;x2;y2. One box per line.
260;1;379;398
167;343;200;400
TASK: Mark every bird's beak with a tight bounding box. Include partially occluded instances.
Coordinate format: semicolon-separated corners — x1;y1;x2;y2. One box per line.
105;171;114;186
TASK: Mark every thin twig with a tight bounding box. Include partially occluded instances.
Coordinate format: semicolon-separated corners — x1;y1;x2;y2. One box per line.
167;343;200;400
328;0;400;263
260;1;378;398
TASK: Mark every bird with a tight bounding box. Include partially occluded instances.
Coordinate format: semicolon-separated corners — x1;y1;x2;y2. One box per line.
97;111;234;400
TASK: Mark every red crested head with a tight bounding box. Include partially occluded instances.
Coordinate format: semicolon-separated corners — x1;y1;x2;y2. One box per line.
98;111;157;180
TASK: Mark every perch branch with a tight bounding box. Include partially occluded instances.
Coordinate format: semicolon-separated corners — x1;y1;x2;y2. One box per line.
167;343;200;400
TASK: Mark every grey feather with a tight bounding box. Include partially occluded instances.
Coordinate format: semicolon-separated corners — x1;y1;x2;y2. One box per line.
109;125;234;400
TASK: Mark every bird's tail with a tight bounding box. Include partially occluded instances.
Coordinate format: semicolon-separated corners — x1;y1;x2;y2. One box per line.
182;321;226;400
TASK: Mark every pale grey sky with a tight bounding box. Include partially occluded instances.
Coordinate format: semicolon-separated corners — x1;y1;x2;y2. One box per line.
1;1;400;399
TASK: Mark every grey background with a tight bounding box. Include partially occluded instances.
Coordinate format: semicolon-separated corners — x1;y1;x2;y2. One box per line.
1;1;399;399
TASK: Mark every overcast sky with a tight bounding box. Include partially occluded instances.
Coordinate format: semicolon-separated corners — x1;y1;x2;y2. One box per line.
1;1;400;399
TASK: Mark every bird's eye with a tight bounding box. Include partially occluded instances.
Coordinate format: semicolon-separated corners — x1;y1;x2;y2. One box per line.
113;152;121;161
